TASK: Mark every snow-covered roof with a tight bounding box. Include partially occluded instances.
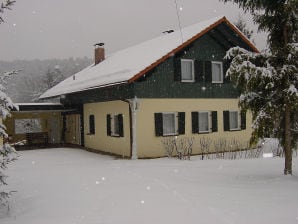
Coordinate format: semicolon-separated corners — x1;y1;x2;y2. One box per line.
40;16;257;99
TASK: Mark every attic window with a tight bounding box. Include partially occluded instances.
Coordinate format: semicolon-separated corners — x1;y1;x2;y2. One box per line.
211;61;223;83
181;59;194;82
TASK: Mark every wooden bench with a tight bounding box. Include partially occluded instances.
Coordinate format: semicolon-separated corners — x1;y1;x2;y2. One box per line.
26;132;49;146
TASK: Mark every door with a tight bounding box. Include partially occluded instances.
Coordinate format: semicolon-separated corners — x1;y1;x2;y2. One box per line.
49;117;61;144
65;114;81;145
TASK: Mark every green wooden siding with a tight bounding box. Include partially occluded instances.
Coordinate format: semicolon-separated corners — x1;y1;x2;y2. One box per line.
62;84;135;107
134;34;240;98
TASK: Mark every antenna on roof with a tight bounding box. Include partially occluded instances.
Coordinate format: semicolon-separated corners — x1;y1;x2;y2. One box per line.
162;30;174;34
174;0;184;44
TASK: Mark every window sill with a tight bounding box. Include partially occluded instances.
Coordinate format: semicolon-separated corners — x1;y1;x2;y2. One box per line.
163;133;178;137
198;131;210;134
212;81;223;84
86;133;95;136
181;80;195;83
229;128;241;131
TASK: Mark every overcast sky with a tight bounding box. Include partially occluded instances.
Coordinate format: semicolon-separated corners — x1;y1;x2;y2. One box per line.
0;0;267;61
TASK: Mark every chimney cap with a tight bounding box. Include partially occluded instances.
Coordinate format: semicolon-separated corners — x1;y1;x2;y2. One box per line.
94;42;105;47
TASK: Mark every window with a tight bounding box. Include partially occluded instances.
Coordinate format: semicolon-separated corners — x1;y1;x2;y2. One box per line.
223;110;246;131
192;111;218;134
14;118;42;134
198;112;210;133
106;114;124;137
229;111;239;130
112;115;120;136
212;61;223;83
155;112;185;137
89;115;95;135
162;113;177;136
181;59;194;82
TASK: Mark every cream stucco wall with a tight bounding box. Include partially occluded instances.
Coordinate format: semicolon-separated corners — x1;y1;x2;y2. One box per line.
84;100;131;157
136;98;253;158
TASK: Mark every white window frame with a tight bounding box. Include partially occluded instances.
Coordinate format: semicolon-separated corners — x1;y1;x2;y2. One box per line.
229;111;241;131
211;61;223;83
111;114;120;137
162;112;178;136
198;111;212;133
181;59;195;82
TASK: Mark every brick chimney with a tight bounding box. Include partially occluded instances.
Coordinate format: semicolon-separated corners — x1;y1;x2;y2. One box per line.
94;43;105;65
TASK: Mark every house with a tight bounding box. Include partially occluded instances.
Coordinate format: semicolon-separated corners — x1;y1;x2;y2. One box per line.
40;16;259;158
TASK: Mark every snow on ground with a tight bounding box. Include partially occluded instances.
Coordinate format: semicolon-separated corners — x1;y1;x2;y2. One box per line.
1;148;298;224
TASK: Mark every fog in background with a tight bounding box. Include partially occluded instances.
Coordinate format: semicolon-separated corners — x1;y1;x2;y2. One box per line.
0;0;267;61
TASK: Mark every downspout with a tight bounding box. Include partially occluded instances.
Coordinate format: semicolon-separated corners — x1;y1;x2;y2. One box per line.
123;96;138;159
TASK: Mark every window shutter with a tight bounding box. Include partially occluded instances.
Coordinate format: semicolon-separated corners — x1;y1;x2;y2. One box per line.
178;112;185;135
205;61;212;82
89;115;95;134
211;111;218;132
191;112;199;133
194;60;204;82
223;60;230;83
173;56;181;81
118;114;124;137
154;113;163;136
223;111;230;131
241;111;246;130
106;114;111;136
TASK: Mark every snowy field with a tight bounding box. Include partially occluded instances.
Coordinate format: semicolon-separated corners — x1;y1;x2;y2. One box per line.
1;148;298;224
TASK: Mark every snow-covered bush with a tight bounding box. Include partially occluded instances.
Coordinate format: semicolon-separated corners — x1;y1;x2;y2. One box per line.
161;137;194;160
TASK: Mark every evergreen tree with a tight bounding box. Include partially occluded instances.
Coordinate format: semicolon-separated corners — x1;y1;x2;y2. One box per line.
234;15;254;42
0;0;18;206
32;66;64;102
220;0;297;174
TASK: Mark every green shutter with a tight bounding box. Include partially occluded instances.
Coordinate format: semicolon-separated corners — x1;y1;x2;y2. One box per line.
178;112;185;135
191;112;199;133
223;111;230;131
106;114;111;136
241;111;246;130
89;115;95;134
211;111;218;132
118;114;124;137
194;60;204;82
205;61;212;82
173;56;181;81
154;113;163;136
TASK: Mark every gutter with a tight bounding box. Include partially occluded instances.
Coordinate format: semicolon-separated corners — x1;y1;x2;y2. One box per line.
122;96;138;160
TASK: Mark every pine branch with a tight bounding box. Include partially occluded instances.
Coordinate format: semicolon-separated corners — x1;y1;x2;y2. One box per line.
0;0;16;24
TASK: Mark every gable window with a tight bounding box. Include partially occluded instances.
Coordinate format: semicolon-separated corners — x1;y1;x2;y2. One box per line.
181;59;195;82
89;115;95;135
106;114;124;137
223;110;246;131
212;61;223;83
155;112;185;136
192;111;218;133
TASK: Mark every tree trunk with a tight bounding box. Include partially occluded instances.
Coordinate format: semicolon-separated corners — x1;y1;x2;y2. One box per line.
284;103;292;175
